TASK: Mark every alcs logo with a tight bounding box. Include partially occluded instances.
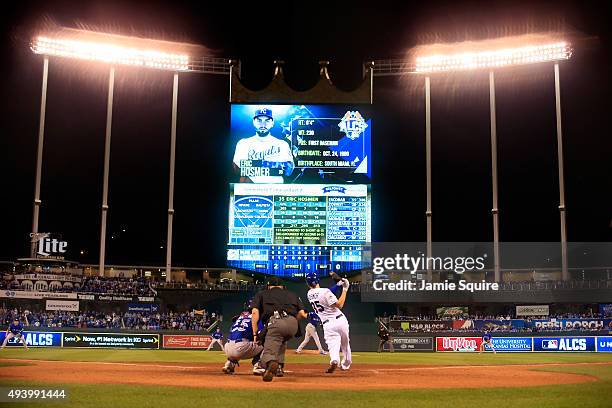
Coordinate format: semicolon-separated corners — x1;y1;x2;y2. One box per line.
542;338;587;351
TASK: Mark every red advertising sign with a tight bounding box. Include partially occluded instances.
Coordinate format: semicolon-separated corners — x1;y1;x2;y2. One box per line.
163;335;213;349
436;337;483;352
452;320;474;330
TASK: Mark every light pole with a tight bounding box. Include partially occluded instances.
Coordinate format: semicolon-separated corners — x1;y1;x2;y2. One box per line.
31;56;49;258
414;35;572;282
165;72;179;282
99;66;115;277
425;75;433;281
554;63;568;281
30;28;230;277
489;70;501;282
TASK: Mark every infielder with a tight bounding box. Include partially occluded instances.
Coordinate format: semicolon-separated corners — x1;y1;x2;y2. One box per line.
306;272;351;373
207;327;224;351
479;331;496;353
1;318;29;351
232;108;294;184
295;312;327;355
222;304;264;374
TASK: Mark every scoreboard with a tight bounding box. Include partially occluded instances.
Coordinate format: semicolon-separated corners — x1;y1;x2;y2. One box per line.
228;104;372;277
228;184;371;277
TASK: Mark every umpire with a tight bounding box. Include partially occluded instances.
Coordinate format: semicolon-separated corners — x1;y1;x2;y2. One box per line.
251;276;307;382
377;324;394;352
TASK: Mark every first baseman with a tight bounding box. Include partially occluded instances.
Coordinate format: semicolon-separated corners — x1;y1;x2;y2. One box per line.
207;327;224;351
1;318;29;351
295;312;327;355
306;272;351;373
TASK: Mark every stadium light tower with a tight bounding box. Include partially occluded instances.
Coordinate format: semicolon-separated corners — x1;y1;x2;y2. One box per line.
413;34;572;282
30;27;229;281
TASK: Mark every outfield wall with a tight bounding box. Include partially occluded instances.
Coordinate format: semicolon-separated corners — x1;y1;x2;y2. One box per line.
2;329;611;353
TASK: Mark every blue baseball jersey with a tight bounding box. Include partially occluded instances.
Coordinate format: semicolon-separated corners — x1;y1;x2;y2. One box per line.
308;313;322;326
9;323;23;334
212;331;223;340
229;312;264;341
482;333;492;341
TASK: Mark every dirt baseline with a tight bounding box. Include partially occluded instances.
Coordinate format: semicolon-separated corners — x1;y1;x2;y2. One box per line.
1;359;603;390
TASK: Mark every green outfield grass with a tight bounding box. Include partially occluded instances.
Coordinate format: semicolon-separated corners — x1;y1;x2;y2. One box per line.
1;350;611;408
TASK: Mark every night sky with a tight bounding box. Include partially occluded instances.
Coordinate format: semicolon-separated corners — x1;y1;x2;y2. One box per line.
1;0;610;267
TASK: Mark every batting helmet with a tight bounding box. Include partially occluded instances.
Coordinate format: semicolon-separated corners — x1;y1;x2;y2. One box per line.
305;272;319;287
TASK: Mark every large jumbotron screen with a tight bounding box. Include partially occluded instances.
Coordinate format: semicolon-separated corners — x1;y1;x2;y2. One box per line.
227;104;372;277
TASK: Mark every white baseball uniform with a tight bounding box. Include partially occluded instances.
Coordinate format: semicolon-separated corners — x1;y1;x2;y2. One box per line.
233;134;293;183
307;288;351;370
296;322;325;353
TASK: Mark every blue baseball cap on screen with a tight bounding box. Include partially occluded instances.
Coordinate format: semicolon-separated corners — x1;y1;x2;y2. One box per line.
253;108;273;120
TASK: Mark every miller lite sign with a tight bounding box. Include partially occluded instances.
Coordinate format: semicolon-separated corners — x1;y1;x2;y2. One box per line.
30;233;68;259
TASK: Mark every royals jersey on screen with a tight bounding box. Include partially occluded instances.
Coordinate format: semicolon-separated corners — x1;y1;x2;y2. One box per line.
233;135;293;183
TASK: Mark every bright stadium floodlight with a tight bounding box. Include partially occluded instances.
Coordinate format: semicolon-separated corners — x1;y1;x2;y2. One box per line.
29;27;204;71
415;41;571;73
405;33;573;284
28;27;214;279
31;36;190;71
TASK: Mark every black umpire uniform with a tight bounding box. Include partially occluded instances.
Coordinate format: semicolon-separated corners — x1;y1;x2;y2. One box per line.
251;277;306;382
377;325;394;352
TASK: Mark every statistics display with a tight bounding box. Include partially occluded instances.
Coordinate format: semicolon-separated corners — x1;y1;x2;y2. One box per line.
231;104;371;184
227;183;371;277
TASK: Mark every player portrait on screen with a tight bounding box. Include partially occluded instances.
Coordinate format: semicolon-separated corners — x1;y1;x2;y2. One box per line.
232;107;294;184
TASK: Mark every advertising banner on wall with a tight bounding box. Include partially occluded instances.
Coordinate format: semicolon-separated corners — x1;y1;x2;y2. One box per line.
532;319;610;331
436;307;469;318
436;337;483;352
127;303;160;313
491;337;533;352
0;331;62;347
516;305;550;316
62;332;159;349
390;320;453;332
384;336;434;352
474;319;525;331
596;337;612;352
533;337;596;352
0;290;77;300
162;335;213;349
45;300;79;311
437;337;533;352
452;320;474;330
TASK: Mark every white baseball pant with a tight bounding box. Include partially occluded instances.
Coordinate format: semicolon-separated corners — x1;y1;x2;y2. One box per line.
322;315;351;370
207;338;224;351
1;332;28;349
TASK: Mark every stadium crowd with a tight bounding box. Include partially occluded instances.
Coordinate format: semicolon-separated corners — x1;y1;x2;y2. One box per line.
0;308;220;331
0;273;263;295
1;274;155;296
380;312;610;333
